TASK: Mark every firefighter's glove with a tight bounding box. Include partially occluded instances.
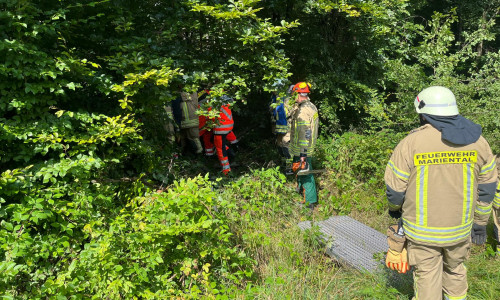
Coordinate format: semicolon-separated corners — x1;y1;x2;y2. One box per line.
471;223;487;245
386;248;410;274
385;224;410;273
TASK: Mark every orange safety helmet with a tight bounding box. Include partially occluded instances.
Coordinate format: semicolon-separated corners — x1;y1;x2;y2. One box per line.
292;82;311;94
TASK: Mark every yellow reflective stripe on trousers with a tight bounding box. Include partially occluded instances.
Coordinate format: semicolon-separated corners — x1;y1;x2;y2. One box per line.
480;158;496;175
462;163;474;224
444;292;467;300
416;166;428;226
403;219;473;244
414;273;419;300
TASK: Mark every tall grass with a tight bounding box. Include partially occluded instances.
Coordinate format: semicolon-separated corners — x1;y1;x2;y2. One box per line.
218;155;500;299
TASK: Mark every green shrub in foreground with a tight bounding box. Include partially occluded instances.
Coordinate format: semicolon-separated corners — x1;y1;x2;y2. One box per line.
2;175;254;299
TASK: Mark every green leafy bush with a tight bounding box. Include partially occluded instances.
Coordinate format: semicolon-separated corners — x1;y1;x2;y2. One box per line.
314;131;405;215
9;175;253;299
222;167;296;250
317;130;404;185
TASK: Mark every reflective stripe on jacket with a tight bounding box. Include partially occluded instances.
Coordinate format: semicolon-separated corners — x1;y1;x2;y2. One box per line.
214;104;234;135
270;95;289;134
180;92;199;129
384;124;498;246
289;99;319;157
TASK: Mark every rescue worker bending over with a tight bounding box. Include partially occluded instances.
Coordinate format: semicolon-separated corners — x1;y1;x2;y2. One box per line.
289;82;319;209
212;96;235;175
384;86;497;300
199;91;239;162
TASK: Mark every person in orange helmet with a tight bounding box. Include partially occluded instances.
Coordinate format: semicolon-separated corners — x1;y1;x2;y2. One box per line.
289;82;319;209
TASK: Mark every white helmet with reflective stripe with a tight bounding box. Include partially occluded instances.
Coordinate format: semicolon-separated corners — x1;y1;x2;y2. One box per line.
414;86;459;116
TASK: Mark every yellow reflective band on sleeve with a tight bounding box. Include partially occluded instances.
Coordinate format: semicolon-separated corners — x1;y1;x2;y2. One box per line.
414;151;477;166
313;112;318;120
416;166;428;226
475;203;492;215
462;163;474;224
387;160;410;180
494;183;500;208
297;121;310;126
480;158;496;175
494;195;500;208
275;125;288;134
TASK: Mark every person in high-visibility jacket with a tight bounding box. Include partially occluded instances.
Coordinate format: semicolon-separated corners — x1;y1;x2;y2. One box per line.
270;83;294;172
384;86;497;299
289;82;319;209
198;91;238;160
172;91;202;154
211;95;235;175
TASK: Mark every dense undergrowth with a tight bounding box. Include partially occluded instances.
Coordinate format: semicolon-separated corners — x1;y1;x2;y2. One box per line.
3;126;499;299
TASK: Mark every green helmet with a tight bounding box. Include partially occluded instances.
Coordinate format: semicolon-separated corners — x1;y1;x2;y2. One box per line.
414;86;459;116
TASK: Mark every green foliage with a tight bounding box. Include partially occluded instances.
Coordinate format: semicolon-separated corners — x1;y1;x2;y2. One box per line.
3;175;254;298
0;156;120;296
224;167;294;231
317;130;404;185
314;131;405;215
382;8;500;151
0;0;297;297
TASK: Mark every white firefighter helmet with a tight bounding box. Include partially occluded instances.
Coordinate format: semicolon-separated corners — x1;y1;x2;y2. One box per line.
414;86;459;116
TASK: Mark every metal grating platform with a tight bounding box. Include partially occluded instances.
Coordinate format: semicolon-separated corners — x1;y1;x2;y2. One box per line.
298;216;388;273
